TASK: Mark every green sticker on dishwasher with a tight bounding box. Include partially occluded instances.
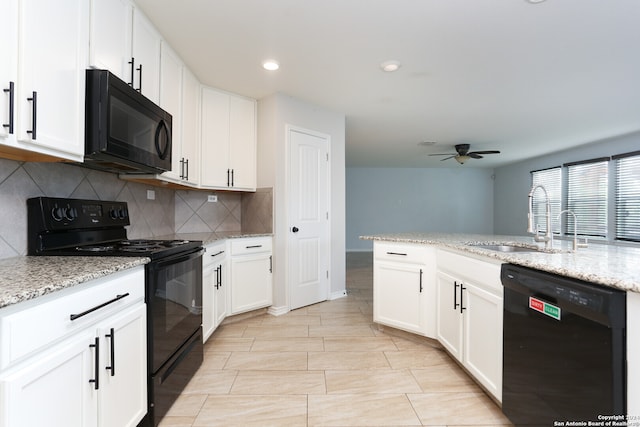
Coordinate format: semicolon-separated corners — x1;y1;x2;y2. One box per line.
529;297;561;320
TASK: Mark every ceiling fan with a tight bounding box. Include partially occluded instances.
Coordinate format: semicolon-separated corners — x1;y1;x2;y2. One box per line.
429;144;501;164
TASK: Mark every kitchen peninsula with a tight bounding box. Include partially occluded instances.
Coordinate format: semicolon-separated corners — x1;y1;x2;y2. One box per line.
361;232;640;418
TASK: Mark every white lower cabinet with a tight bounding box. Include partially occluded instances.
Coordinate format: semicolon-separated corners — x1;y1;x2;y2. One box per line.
0;267;146;427
436;249;503;401
203;241;228;342
230;237;273;315
373;242;436;338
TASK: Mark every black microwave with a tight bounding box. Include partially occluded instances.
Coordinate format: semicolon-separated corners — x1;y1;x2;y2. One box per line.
84;69;172;174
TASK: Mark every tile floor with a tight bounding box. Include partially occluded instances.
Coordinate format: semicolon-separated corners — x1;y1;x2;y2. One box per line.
160;252;512;427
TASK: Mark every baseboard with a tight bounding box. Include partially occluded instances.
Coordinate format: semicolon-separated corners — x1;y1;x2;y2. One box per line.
267;305;289;317
329;289;348;300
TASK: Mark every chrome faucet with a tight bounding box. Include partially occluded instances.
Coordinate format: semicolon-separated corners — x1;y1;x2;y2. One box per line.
527;185;553;249
556;210;589;252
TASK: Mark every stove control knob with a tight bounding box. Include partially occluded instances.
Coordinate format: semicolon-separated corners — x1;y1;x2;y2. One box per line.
119;208;128;219
64;207;77;221
51;206;64;221
109;208;119;220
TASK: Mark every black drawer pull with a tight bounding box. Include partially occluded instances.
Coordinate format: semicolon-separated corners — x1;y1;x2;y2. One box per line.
419;269;423;293
246;245;263;249
3;81;14;134
386;252;407;256
70;293;130;321
210;250;225;258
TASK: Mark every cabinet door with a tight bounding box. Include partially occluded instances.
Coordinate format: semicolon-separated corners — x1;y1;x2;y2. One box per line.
202;262;216;342
373;261;425;335
89;0;133;81
97;304;147;427
132;9;161;103
230;254;272;314
17;0;88;160
0;330;98;427
214;259;228;327
228;96;256;190
0;0;18;143
463;283;503;401
435;271;463;361
159;41;184;181
180;68;201;185
200;87;230;187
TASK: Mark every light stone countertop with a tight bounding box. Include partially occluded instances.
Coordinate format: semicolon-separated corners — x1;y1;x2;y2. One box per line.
0;256;149;309
0;233;272;311
361;233;640;293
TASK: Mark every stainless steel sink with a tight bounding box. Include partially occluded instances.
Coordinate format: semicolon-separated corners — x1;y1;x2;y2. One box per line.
468;244;541;253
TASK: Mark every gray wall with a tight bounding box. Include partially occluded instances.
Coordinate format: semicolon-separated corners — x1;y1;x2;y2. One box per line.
493;131;640;235
346;167;495;251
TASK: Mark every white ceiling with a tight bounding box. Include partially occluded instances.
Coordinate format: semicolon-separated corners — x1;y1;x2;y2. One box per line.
134;0;640;168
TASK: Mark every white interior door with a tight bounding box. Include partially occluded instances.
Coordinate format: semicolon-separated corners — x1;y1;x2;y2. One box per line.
288;127;330;310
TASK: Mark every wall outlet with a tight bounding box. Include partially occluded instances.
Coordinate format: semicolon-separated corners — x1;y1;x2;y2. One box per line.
207;194;218;203
147;190;155;200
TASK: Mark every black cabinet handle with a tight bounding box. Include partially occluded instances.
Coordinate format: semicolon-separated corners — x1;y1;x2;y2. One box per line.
3;81;14;134
218;265;222;288
105;328;115;376
26;91;37;140
386;252;407;256
128;58;135;87
246;245;263;249
210;250;225;258
419;269;423;293
231;169;234;187
136;63;142;92
460;285;466;313
70;293;130;321
269;255;272;273
454;281;458;308
185;158;189;180
89;337;100;390
227;169;230;186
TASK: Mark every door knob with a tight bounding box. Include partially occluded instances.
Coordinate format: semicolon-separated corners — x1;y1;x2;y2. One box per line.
292;226;299;233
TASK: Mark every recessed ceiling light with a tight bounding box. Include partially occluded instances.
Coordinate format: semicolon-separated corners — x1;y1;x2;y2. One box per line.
380;60;401;72
262;60;280;71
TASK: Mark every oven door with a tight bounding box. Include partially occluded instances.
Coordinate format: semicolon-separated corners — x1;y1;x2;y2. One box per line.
146;247;203;373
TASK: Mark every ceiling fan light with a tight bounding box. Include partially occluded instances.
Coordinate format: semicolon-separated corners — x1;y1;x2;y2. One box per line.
456;155;470;164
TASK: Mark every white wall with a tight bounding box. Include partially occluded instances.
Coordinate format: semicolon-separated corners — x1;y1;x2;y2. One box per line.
346;167;495;251
493;131;640;235
257;93;346;311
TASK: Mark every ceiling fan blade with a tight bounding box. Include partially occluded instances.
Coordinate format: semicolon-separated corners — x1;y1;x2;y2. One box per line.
468;153;483;159
469;150;500;155
440;155;456;161
428;153;456;157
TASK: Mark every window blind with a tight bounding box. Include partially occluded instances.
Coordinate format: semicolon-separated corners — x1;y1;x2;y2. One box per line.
531;167;561;233
615;153;640;242
566;160;608;237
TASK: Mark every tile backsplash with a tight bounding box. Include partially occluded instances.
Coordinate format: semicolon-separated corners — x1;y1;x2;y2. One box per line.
0;158;273;259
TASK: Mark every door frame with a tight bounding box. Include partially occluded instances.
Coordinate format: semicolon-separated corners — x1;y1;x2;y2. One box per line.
285;124;331;311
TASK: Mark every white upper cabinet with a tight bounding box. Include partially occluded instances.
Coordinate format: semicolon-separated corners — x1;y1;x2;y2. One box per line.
0;0;89;162
159;41;184;182
201;87;257;191
132;9;161;103
0;0;18;143
179;67;202;185
89;0;133;82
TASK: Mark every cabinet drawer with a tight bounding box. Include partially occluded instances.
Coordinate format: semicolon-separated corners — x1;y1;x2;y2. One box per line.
0;267;144;370
374;242;430;264
204;241;227;267
230;237;272;255
437;249;502;293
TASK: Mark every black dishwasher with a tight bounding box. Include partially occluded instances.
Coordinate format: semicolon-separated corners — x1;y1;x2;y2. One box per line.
501;264;626;427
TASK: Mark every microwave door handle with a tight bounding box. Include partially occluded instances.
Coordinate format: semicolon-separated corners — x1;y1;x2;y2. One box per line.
155;120;170;160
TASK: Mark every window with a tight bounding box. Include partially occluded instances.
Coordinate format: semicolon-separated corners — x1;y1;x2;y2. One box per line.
565;159;608;238
530;167;561;233
615;152;640;242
